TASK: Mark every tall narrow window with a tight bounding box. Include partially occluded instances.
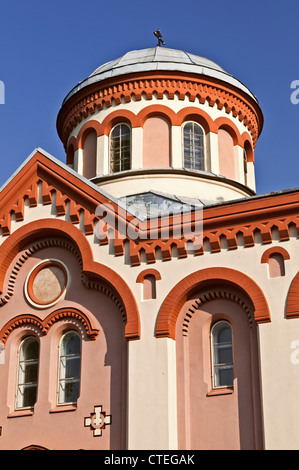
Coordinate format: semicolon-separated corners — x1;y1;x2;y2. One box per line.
243;149;248;185
110;123;131;173
183;122;205;170
211;321;234;388
58;331;81;405
16;337;39;409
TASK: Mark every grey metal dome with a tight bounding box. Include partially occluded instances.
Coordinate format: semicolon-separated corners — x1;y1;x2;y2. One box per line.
63;47;257;104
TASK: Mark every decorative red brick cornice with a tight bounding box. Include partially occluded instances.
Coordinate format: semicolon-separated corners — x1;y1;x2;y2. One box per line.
56;71;263;149
1;150;299;273
0;308;99;346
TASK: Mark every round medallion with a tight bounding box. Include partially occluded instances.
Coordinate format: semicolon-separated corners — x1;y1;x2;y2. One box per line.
25;260;69;308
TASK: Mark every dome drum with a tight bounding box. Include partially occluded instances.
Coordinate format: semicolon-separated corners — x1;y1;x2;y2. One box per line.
57;48;263;204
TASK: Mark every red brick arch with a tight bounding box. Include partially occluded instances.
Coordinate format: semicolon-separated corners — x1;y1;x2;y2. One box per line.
136;268;161;284
214;117;241;146
156;267;271;339
177;107;215;134
286;272;299;319
102;109;142;135
261;246;290;264
77;120;104;149
137;104;179;126
0;219;140;340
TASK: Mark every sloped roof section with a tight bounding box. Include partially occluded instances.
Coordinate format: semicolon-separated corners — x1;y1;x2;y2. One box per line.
1;148;299;269
62;47;258;104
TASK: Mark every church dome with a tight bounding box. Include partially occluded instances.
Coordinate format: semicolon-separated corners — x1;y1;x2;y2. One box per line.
57;45;263;205
63;47;257;105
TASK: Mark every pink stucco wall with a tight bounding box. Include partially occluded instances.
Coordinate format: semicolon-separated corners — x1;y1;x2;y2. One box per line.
218;128;235;180
0;242;126;450
143;116;171;168
176;289;263;450
83;130;97;179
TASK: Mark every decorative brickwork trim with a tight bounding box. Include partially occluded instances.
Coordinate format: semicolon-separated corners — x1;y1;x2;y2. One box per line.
137;104;179;127
22;445;48;450
181;289;254;337
0;238;82;306
0;308;99;346
77;120;104;149
57;71;263;149
0;218;140;340
101;109;142;136
286;272;299;319
136;269;162;284
66;104;255;162
176;107;215;135
156;267;270;339
261;246;290;264
0;151;299;271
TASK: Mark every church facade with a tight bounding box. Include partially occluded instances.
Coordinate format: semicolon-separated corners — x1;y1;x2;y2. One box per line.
0;46;298;450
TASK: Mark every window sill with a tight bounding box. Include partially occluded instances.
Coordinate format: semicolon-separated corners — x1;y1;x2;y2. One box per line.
49;404;77;413
8;408;34;418
206;387;234;397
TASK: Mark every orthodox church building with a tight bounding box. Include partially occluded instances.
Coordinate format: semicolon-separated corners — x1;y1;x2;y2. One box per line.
0;41;298;450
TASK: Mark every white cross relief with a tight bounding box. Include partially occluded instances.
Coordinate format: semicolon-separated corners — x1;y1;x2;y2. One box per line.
84;405;111;437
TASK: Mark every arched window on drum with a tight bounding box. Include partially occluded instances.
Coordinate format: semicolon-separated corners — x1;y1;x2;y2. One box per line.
110;123;131;173
183;121;205;171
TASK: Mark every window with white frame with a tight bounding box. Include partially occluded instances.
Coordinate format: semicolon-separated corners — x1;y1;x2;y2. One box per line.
211;321;234;388
183;121;205;171
16;336;39;409
110;123;131;173
58;331;81;405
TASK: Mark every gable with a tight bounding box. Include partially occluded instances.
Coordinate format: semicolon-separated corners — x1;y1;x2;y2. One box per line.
1;148;299;270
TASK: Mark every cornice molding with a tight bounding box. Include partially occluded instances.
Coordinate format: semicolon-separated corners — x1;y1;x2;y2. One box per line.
1;151;299;270
56;71;263;149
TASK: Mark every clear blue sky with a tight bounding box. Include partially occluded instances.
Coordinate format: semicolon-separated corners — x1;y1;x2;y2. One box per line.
0;0;298;196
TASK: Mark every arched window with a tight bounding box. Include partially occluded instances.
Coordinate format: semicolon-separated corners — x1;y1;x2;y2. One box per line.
143;274;157;300
183;121;205;170
110;123;131;173
211;321;234;388
16;336;39;409
58;331;81;405
243;149;248;185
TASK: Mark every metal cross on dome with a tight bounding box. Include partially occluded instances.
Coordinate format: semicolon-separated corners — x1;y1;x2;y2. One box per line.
153;29;165;47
